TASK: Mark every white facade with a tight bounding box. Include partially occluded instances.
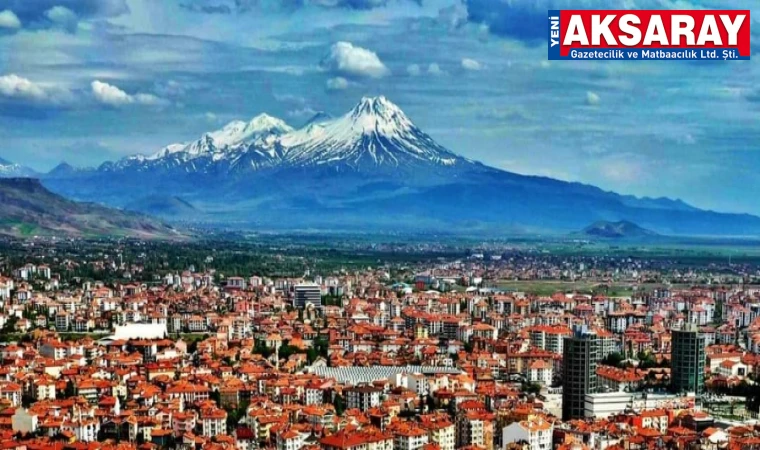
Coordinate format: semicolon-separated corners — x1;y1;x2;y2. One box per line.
502;420;553;450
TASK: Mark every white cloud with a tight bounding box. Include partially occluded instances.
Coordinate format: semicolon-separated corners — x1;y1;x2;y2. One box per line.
45;6;78;33
409;63;447;77
461;58;482;71
427;63;445;76
91;80;169;107
91;81;131;106
288;106;318;119
586;91;600;106
0;9;20;31
205;112;219;122
134;93;169;106
0;74;72;104
320;41;389;79
0;74;46;101
326;77;349;91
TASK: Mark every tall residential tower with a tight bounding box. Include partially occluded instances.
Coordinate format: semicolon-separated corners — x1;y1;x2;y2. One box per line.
562;325;598;421
671;324;706;395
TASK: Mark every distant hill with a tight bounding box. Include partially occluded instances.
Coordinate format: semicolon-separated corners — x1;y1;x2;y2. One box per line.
125;195;198;218
0;178;182;238
580;220;658;239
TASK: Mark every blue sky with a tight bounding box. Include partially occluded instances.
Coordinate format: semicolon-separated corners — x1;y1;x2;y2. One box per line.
0;0;758;214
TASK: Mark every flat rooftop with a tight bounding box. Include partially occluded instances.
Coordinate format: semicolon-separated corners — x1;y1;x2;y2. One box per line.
306;365;463;385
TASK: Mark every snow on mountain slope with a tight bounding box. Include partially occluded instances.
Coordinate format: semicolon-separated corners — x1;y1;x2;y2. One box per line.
0;158;37;178
105;114;294;172
97;96;476;175
208;114;293;148
279;96;470;169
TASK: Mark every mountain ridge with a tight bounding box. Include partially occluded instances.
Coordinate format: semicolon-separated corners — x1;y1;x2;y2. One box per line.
36;96;760;236
0;178;181;238
0;157;38;178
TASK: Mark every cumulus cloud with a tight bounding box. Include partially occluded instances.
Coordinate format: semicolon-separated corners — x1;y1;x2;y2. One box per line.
408;63;446;77
134;93;168;106
0;9;20;31
45;6;78;33
461;58;482;71
407;64;421;76
154;80;187;98
0;74;73;105
586;91;600;106
427;63;445;76
464;0;695;41
326;77;349;91
320;42;389;79
288;106;319;119
91;81;131;106
0;74;47;101
0;0;128;26
91;81;169;107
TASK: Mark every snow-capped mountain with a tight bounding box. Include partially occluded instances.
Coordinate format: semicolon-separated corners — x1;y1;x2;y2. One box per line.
304;111;333;127
40;95;760;236
279;96;471;170
99;97;475;175
0;158;38;178
101;113;294;173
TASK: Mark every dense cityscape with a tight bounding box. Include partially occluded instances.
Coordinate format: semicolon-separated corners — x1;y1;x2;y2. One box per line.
0;2;757;450
0;237;758;450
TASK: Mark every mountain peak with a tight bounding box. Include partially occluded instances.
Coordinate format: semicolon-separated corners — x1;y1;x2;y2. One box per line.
47;162;77;177
354;95;395;111
279;95;467;170
347;96;410;133
246;113;292;133
206;114;292;148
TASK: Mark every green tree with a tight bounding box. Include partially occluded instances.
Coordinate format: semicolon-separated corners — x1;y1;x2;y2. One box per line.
602;352;626;368
210;390;221;407
64;379;76;398
521;382;542;395
226;400;249;433
333;394;346;416
307;347;318;364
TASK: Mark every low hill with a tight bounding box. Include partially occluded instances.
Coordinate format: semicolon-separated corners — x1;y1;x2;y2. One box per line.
580;220;658;239
0;178;181;238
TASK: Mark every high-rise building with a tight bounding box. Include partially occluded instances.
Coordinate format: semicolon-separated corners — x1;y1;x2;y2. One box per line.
671;324;706;395
562;325;598;421
294;283;322;309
